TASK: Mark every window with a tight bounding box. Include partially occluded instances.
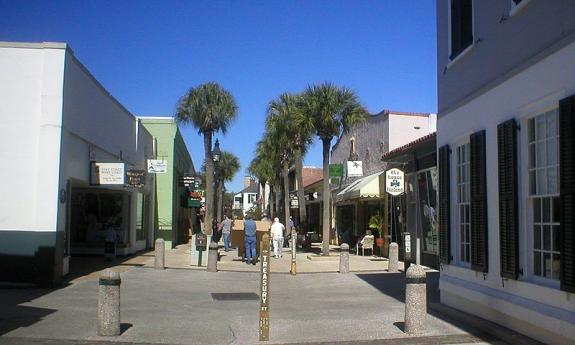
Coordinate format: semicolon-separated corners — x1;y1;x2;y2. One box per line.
528;109;560;281
456;143;471;264
248;194;257;204
449;0;473;60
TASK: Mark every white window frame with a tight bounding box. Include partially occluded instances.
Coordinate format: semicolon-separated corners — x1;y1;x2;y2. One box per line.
524;107;560;288
447;0;475;69
510;0;532;17
455;142;471;266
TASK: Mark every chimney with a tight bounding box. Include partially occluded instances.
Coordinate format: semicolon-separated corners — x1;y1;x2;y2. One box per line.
244;176;252;188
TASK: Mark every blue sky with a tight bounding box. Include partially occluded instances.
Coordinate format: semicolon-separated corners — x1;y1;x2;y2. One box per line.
1;0;437;192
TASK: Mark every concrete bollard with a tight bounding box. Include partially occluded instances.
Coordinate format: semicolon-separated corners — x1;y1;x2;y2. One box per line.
207;242;219;272
98;269;121;336
388;242;398;272
404;265;427;334
154;238;165;270
339;243;349;273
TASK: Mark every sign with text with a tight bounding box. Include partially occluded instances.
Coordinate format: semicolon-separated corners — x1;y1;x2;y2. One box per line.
126;169;146;188
329;164;344;177
180;175;201;188
147;159;167;174
347;161;363;177
385;168;405;196
259;233;271;341
90;162;125;185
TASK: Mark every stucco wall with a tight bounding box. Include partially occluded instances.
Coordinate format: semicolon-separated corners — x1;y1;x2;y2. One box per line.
437;0;575;115
437;40;575;345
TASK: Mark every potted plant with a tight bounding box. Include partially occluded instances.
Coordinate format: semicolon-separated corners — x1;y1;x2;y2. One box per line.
368;213;385;248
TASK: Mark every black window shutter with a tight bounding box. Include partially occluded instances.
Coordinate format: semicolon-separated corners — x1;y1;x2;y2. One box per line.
470;130;488;273
439;145;451;264
497;120;519;279
450;0;473;60
559;95;575;293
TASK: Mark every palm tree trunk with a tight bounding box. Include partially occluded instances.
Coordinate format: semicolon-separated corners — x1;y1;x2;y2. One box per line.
269;185;275;219
217;178;224;222
203;133;214;235
274;182;281;221
321;138;331;256
283;161;290;234
294;148;306;232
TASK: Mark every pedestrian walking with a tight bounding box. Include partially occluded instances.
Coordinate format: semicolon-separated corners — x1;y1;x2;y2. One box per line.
220;214;233;251
270;217;285;258
244;215;257;265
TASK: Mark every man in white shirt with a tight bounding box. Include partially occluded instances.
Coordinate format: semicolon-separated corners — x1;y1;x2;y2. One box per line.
270;217;285;259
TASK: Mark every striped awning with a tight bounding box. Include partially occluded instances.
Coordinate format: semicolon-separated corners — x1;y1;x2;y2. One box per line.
335;171;384;202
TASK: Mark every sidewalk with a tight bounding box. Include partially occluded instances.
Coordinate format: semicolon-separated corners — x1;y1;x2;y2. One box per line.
147;242;404;274
0;245;540;345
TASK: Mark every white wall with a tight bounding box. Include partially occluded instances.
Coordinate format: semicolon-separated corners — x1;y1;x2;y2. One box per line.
0;43;66;235
437;40;575;345
388;113;436;151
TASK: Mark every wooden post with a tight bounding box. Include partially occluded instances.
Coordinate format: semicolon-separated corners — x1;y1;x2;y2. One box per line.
259;233;271;341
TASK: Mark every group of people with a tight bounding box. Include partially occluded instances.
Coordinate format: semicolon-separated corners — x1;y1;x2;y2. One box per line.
244;215;294;264
209;214;295;265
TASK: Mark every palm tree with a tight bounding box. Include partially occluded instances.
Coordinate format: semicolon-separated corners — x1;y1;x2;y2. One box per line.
300;82;367;255
248;141;276;218
175;82;238;236
215;151;240;222
268;93;313;232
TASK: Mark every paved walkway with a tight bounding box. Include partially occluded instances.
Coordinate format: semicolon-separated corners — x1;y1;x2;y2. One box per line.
0;244;540;345
147;242;402;274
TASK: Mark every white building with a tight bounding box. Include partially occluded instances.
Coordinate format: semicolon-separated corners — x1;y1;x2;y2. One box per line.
0;42;155;286
436;2;575;344
233;177;259;217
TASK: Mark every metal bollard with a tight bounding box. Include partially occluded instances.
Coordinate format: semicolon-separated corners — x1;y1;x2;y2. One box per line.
98;269;121;336
154;238;165;270
404;265;426;334
339;243;349;273
290;229;297;275
388;242;398;272
207;242;219;272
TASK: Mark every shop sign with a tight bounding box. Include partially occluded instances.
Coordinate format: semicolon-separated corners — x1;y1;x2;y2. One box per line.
90;162;126;185
385;168;405;196
126;169;146;188
347;161;363;177
329;164;344;177
290;195;298;208
180;174;201;188
147;159;167;173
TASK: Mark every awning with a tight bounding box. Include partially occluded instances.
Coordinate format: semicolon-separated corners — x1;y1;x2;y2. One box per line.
335;171;384;202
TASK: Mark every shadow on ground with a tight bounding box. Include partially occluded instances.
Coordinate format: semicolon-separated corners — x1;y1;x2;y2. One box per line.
355;271;501;343
0;287;57;336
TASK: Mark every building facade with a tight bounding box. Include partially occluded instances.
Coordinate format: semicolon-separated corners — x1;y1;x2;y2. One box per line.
436;1;575;343
233;178;259;217
0;42;155;286
330;110;436;247
140;117;196;249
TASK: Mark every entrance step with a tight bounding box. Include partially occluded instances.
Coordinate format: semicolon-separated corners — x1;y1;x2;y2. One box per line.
306;254;339;261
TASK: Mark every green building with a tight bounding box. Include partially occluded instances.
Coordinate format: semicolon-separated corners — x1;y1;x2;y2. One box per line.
140;117;196;249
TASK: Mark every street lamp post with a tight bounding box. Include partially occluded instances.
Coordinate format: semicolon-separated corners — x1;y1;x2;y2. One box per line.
212;139;222;226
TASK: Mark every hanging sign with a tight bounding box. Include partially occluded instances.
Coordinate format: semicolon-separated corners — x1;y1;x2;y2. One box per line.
329;164;344;177
385;168;405;196
147;159;167;173
347;161;363;177
90;162;126;185
126;169;146;188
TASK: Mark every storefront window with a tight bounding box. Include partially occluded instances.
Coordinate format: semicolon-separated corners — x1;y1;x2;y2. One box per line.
417;169;438;254
70;189;127;245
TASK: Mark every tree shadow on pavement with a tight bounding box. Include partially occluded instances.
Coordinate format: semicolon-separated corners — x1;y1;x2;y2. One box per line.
355;271;502;343
355;271;440;305
0;287;57;336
